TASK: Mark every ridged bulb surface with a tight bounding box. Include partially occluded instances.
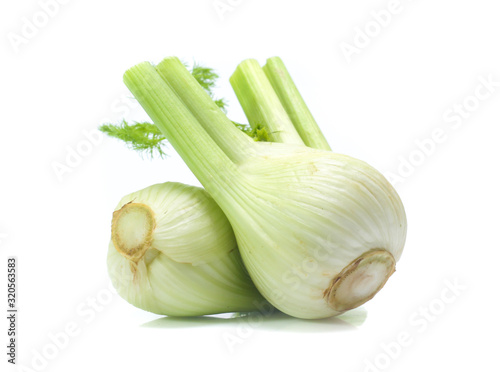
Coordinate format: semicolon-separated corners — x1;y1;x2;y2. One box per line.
219;144;407;319
107;182;264;316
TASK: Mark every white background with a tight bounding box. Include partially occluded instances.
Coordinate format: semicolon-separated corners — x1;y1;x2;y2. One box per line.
1;0;499;371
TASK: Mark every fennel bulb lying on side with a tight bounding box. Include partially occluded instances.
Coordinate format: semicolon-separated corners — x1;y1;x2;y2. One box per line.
107;182;265;316
122;57;407;319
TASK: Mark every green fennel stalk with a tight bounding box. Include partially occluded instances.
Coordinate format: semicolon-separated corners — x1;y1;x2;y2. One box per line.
99;63;268;158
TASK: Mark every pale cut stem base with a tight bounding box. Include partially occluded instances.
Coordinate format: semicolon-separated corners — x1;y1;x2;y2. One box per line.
325;249;396;312
111;203;156;263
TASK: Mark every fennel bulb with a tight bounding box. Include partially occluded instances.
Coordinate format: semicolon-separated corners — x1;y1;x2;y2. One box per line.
123;57;407;319
107;182;265;316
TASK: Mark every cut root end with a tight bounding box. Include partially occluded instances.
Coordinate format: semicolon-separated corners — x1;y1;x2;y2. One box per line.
325;249;396;312
111;202;156;263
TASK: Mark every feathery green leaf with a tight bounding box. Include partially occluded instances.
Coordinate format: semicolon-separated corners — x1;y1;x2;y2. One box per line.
99;120;168;158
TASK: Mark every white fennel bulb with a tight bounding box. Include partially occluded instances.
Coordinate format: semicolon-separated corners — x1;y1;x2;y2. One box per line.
107;182;265;316
229;144;405;318
122;57;407;319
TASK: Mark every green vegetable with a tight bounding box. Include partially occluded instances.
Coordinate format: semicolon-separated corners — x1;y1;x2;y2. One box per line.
100;120;168;158
230;57;332;150
262;57;331;151
104;62;274;317
230;59;304;145
122;57;407;319
99;63;268;158
229;58;331;151
107;182;265;316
